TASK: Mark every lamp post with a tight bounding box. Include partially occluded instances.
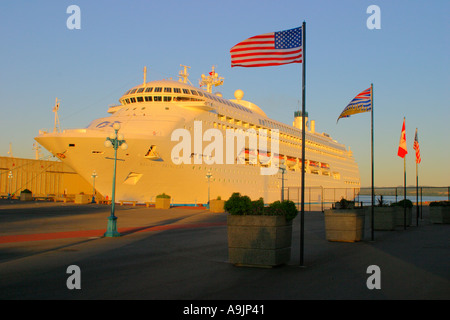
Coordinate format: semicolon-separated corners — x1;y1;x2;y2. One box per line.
279;164;286;201
206;170;212;208
91;170;97;203
104;123;128;237
8;171;13;200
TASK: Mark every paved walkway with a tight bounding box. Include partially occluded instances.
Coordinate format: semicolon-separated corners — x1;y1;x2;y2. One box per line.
0;200;448;305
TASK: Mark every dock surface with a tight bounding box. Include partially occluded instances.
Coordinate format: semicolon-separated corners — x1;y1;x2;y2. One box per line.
0;201;448;303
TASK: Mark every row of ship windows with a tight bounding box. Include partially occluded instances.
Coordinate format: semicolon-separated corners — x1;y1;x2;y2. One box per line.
213;116;346;158
123;87;252;113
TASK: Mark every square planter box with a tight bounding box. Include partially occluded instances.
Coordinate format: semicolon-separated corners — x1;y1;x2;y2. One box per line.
366;207;396;230
75;194;91;204
209;199;225;213
430;207;450;224
155;198;171;209
227;215;293;268
324;209;365;242
393;207;412;227
20;193;33;201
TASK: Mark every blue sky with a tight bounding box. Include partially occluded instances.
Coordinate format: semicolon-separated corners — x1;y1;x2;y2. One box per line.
0;0;449;187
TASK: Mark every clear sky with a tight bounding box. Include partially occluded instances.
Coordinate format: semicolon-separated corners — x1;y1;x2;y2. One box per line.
0;0;449;188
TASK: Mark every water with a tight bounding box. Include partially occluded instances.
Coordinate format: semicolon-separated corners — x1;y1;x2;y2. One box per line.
355;195;448;206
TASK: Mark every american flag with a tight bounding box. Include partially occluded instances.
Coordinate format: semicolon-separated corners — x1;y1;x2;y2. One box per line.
230;27;303;67
337;87;372;122
413;128;421;164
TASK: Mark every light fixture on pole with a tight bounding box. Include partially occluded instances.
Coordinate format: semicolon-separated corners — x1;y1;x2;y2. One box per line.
279;164;286;201
104;122;128;237
206;169;212;208
91;170;97;203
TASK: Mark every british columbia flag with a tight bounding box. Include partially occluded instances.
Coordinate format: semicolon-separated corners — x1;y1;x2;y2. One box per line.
337;87;372;122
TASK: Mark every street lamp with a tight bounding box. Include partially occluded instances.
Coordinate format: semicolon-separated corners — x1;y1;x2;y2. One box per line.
91;170;97;203
279;164;286;201
206;169;212;208
8;171;13;200
103;122;128;237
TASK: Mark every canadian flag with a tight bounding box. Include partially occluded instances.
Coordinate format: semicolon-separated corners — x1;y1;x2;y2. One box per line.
397;117;408;158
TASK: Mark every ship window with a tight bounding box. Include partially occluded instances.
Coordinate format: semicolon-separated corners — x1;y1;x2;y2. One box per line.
137;96;144;102
124;90;131;95
154;87;162;92
145;96;152;102
154;96;162;102
174;88;181;93
126;99;130;104
182;89;190;94
145;87;153;92
164;87;172;93
164;96;172;102
137;88;144;93
69;144;75;147
130;89;137;94
130;97;136;103
197;91;204;97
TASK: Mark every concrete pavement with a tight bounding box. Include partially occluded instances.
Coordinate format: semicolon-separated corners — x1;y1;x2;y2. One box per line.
0;200;448;303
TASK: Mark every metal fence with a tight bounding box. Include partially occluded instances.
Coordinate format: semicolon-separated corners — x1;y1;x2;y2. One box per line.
286;186;450;211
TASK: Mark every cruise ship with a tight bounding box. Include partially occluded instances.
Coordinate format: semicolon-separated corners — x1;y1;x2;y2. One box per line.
35;66;360;205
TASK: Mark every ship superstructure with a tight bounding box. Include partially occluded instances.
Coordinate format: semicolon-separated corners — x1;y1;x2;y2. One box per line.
35;66;360;205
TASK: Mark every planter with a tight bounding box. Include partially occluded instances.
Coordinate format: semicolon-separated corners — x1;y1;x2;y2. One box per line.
366;207;396;230
155;198;171;209
209;199;225;213
393;207;412;227
324;209;365;242
430;207;450;224
227;215;293;267
20;192;33;201
75;194;90;204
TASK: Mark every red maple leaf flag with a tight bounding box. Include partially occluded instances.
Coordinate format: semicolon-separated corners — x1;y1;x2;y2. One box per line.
397;117;408;158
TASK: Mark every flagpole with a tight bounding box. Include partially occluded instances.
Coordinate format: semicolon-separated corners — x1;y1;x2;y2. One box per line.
404;147;407;230
416;159;419;226
300;20;306;267
371;83;374;241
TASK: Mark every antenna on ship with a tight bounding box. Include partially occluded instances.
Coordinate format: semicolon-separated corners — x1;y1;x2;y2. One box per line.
53;97;61;133
33;142;42;160
179;65;191;85
8;142;13;158
143;66;147;86
199;66;224;93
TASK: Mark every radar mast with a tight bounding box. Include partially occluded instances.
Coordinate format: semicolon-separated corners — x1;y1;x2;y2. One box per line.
199;66;224;93
178;65;191;85
53;97;61;133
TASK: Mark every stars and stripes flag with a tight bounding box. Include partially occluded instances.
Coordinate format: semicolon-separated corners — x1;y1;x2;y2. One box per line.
398;117;408;158
337;87;372;122
230;26;303;68
413;128;421;164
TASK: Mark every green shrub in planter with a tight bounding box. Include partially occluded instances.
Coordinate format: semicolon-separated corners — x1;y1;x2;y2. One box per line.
224;193;252;215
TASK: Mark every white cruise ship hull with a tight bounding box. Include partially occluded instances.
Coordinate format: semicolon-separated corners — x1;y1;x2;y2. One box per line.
35;73;360;206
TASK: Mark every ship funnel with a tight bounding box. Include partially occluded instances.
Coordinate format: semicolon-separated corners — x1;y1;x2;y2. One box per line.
293;111;308;130
310;120;315;133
